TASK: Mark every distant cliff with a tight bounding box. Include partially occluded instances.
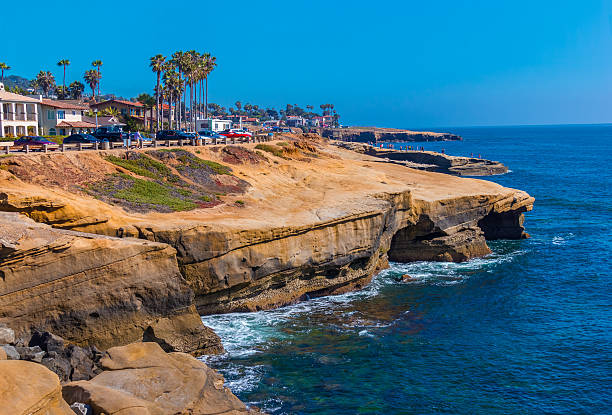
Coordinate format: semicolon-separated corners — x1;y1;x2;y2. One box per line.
322;127;462;142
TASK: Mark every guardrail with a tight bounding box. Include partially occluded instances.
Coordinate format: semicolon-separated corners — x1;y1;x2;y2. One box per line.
1;133;274;155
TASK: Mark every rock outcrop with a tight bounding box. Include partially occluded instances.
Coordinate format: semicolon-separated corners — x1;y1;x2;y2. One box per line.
335;142;507;176
62;342;256;415
0;212;222;355
0;360;74;414
0;137;534;332
322;126;462;142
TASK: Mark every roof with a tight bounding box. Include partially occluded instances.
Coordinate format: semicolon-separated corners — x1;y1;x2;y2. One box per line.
90;99;143;108
56;121;97;128
41;99;88;110
82;115;126;127
0;88;40;103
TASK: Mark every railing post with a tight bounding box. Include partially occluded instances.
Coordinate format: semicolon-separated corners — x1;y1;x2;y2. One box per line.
153;139;158;148
4;146;9;155
61;143;65;152
25;145;29;154
94;142;99;151
43;144;48;153
78;142;83;151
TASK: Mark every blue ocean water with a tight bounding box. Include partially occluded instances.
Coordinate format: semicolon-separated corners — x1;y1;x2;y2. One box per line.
202;125;612;414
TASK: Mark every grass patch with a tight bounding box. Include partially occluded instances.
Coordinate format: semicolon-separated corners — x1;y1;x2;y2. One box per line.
199;195;212;202
277;141;290;147
235;200;245;206
109;173;196;211
255;144;287;158
106;154;178;182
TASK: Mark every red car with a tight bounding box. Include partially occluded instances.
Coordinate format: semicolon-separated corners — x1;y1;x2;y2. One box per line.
219;129;252;138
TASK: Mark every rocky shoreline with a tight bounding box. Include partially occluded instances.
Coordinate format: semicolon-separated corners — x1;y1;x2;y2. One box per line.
321;126;462;142
0;134;533;413
334;141;508;176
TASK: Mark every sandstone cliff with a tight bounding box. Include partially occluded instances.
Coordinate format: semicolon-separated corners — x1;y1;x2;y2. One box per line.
0;212;221;355
0;138;533;328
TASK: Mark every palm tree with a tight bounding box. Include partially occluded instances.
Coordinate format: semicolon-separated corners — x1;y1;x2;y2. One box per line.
170;51;185;129
33;71;56;97
0;63;10;83
69;81;84;99
91;60;103;97
149;54;166;131
56;59;70;99
103;107;120;117
201;54;216;119
162;62;178;129
84;69;100;101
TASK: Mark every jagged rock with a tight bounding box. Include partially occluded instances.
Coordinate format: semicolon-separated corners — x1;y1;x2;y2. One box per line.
0;325;15;344
30;330;65;353
0;360;73;414
15;345;45;363
1;344;19;360
63;342;251;415
41;354;72;383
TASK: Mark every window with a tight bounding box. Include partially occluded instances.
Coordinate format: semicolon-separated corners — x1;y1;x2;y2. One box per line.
49;128;56;136
57;111;65;119
47;110;55;120
59;129;66;135
72;111;76;116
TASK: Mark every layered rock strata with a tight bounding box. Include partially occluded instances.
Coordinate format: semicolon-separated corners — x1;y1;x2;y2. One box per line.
322;127;462;142
0;212;222;355
0;139;533;337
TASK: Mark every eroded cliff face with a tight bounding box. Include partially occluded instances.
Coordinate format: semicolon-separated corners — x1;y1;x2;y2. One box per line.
0;212;222;355
0;137;533;330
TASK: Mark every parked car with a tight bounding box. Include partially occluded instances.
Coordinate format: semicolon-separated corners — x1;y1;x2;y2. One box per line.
198;130;223;139
63;133;107;144
219;129;252;138
129;131;152;141
156;130;197;140
13;136;56;148
91;125;128;142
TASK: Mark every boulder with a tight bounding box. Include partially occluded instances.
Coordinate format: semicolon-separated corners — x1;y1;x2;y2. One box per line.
1;344;19;360
0;325;15;344
15;345;45;363
63;342;250;415
0;360;73;414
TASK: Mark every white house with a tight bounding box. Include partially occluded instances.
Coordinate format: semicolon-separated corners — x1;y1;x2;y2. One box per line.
286;116;306;127
39;99;95;136
263;120;281;127
0;83;40;138
197;118;232;132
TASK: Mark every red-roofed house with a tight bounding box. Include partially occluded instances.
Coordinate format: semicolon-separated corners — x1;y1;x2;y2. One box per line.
39;99;95;135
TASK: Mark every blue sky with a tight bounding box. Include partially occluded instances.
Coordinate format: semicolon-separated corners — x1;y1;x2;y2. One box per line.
3;0;612;127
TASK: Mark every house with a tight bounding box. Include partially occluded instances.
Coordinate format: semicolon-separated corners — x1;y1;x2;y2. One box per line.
286;116;306;127
90;99;145;117
263;120;281;127
228;115;259;126
306;118;320;127
0;82;40;138
39;99;94;136
196;118;232;132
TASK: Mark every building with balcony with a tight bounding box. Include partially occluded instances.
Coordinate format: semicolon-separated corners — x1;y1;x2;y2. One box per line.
39;99;94;135
0;83;40;138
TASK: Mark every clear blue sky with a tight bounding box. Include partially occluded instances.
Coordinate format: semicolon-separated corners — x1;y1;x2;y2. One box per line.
3;0;612;127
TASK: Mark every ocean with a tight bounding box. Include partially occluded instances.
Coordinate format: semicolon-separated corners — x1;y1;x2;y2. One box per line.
202;125;612;414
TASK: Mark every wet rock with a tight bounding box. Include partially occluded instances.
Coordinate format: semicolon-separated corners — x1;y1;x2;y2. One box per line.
1;344;20;360
63;342;250;414
0;360;74;414
0;325;15;344
15;345;45;363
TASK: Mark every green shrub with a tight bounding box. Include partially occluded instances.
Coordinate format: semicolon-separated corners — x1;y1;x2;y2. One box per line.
106;154;177;181
112;174;197;211
255;144;286;158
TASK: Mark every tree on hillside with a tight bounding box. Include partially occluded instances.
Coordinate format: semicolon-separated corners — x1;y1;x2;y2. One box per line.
91;60;103;97
201;53;216;118
32;71;56;97
57;59;70;99
84;69;100;100
149;54;166;131
0;62;10;83
69;81;84;99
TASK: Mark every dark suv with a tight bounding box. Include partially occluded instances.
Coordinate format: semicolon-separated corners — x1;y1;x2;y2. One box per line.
91;125;127;142
156;130;197;140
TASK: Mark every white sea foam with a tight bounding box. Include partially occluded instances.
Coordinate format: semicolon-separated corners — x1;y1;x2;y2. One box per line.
552;232;574;246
